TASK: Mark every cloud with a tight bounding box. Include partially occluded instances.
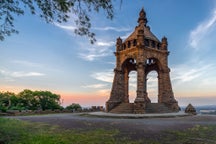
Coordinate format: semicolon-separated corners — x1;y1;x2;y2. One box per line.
54;23;76;31
12;60;42;67
55;23;130;33
96;41;115;47
171;63;212;83
82;84;107;89
0;68;45;79
11;72;45;77
93;26;130;32
91;70;113;83
78;40;114;61
189;9;216;49
79;49;111;61
121;32;132;40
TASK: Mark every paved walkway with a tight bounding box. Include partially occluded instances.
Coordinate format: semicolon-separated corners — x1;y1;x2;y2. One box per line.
88;111;190;118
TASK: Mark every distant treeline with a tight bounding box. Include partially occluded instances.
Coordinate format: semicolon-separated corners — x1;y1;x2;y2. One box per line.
0;89;81;112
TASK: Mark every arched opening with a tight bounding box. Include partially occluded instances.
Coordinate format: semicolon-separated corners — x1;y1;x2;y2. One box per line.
147;71;158;103
121;58;137;103
128;71;137;103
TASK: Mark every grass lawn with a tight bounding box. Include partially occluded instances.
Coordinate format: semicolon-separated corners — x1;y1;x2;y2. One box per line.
0;117;216;144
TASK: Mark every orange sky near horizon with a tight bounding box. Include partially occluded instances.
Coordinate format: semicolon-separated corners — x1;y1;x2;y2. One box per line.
1;85;216;107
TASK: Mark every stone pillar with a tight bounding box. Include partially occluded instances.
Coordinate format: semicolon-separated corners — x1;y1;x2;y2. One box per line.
124;70;129;103
160;67;180;111
135;62;145;102
106;68;125;112
158;72;163;103
134;62;148;113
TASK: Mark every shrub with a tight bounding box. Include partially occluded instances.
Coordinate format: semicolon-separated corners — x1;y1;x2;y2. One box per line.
65;103;82;111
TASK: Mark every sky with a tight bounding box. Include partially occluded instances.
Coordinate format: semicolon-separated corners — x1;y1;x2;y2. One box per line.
1;0;216;107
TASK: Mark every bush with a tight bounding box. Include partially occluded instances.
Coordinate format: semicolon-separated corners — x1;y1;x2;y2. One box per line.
65;103;82;111
9;106;26;111
0;106;7;113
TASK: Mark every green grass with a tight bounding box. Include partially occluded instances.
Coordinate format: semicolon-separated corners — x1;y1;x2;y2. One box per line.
1;117;216;144
0;118;138;144
156;124;216;144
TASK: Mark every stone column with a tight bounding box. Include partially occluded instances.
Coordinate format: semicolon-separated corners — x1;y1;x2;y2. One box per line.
106;68;125;112
134;62;148;113
124;70;129;103
158;72;163;103
160;67;180;111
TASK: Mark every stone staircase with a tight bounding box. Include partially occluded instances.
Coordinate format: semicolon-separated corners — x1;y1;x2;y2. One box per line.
109;103;172;114
145;103;172;113
109;103;134;114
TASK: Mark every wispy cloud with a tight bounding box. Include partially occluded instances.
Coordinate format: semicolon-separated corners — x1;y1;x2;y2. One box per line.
93;26;130;32
79;47;111;61
189;9;216;49
12;60;42;67
0;68;45;79
91;70;113;83
79;40;114;61
54;23;76;31
96;41;115;47
121;32;132;40
171;63;212;83
55;23;131;34
11;72;45;77
82;83;107;89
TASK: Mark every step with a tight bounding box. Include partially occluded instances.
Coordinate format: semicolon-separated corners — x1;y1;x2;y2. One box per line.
145;103;172;113
109;103;172;114
110;103;134;114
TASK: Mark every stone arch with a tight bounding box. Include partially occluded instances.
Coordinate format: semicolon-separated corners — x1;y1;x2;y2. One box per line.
128;71;137;103
121;58;137;103
146;70;158;103
120;54;137;68
144;57;161;103
145;57;162;75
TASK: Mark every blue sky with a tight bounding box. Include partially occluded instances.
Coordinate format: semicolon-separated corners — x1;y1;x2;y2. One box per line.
1;0;216;107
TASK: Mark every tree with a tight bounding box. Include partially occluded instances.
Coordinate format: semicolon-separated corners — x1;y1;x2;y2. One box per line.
65;103;81;111
0;0;113;43
18;89;39;110
33;90;61;110
0;91;16;111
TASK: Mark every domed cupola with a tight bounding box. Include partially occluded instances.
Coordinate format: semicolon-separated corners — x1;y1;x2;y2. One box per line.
122;8;161;51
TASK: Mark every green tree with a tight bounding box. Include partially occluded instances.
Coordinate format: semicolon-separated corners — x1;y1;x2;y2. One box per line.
0;0;113;43
18;89;39;110
8;95;20;110
33;90;61;110
65;103;81;111
0;91;16;112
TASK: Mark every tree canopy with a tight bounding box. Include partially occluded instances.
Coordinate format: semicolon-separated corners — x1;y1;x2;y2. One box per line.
65;103;81;111
0;89;63;111
0;0;114;43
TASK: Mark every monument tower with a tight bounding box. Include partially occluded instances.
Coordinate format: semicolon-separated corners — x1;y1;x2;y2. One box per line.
106;8;180;113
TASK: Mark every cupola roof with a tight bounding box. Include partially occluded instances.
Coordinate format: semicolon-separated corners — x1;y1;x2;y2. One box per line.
124;8;160;42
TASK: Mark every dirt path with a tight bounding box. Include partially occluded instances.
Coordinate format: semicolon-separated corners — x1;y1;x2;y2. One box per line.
7;113;216;140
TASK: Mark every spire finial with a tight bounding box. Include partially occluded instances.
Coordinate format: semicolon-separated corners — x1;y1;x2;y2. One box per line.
138;7;148;26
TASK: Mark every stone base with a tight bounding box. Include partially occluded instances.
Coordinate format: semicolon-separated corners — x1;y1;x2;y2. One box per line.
134;102;146;114
165;102;180;112
106;101;121;112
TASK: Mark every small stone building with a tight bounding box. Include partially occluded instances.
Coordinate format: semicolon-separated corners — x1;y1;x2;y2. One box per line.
106;8;180;114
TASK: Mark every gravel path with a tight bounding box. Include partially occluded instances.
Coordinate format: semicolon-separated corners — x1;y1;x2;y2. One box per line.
6;113;216;140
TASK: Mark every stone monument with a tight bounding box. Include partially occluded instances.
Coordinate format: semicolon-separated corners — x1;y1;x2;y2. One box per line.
106;8;180;113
